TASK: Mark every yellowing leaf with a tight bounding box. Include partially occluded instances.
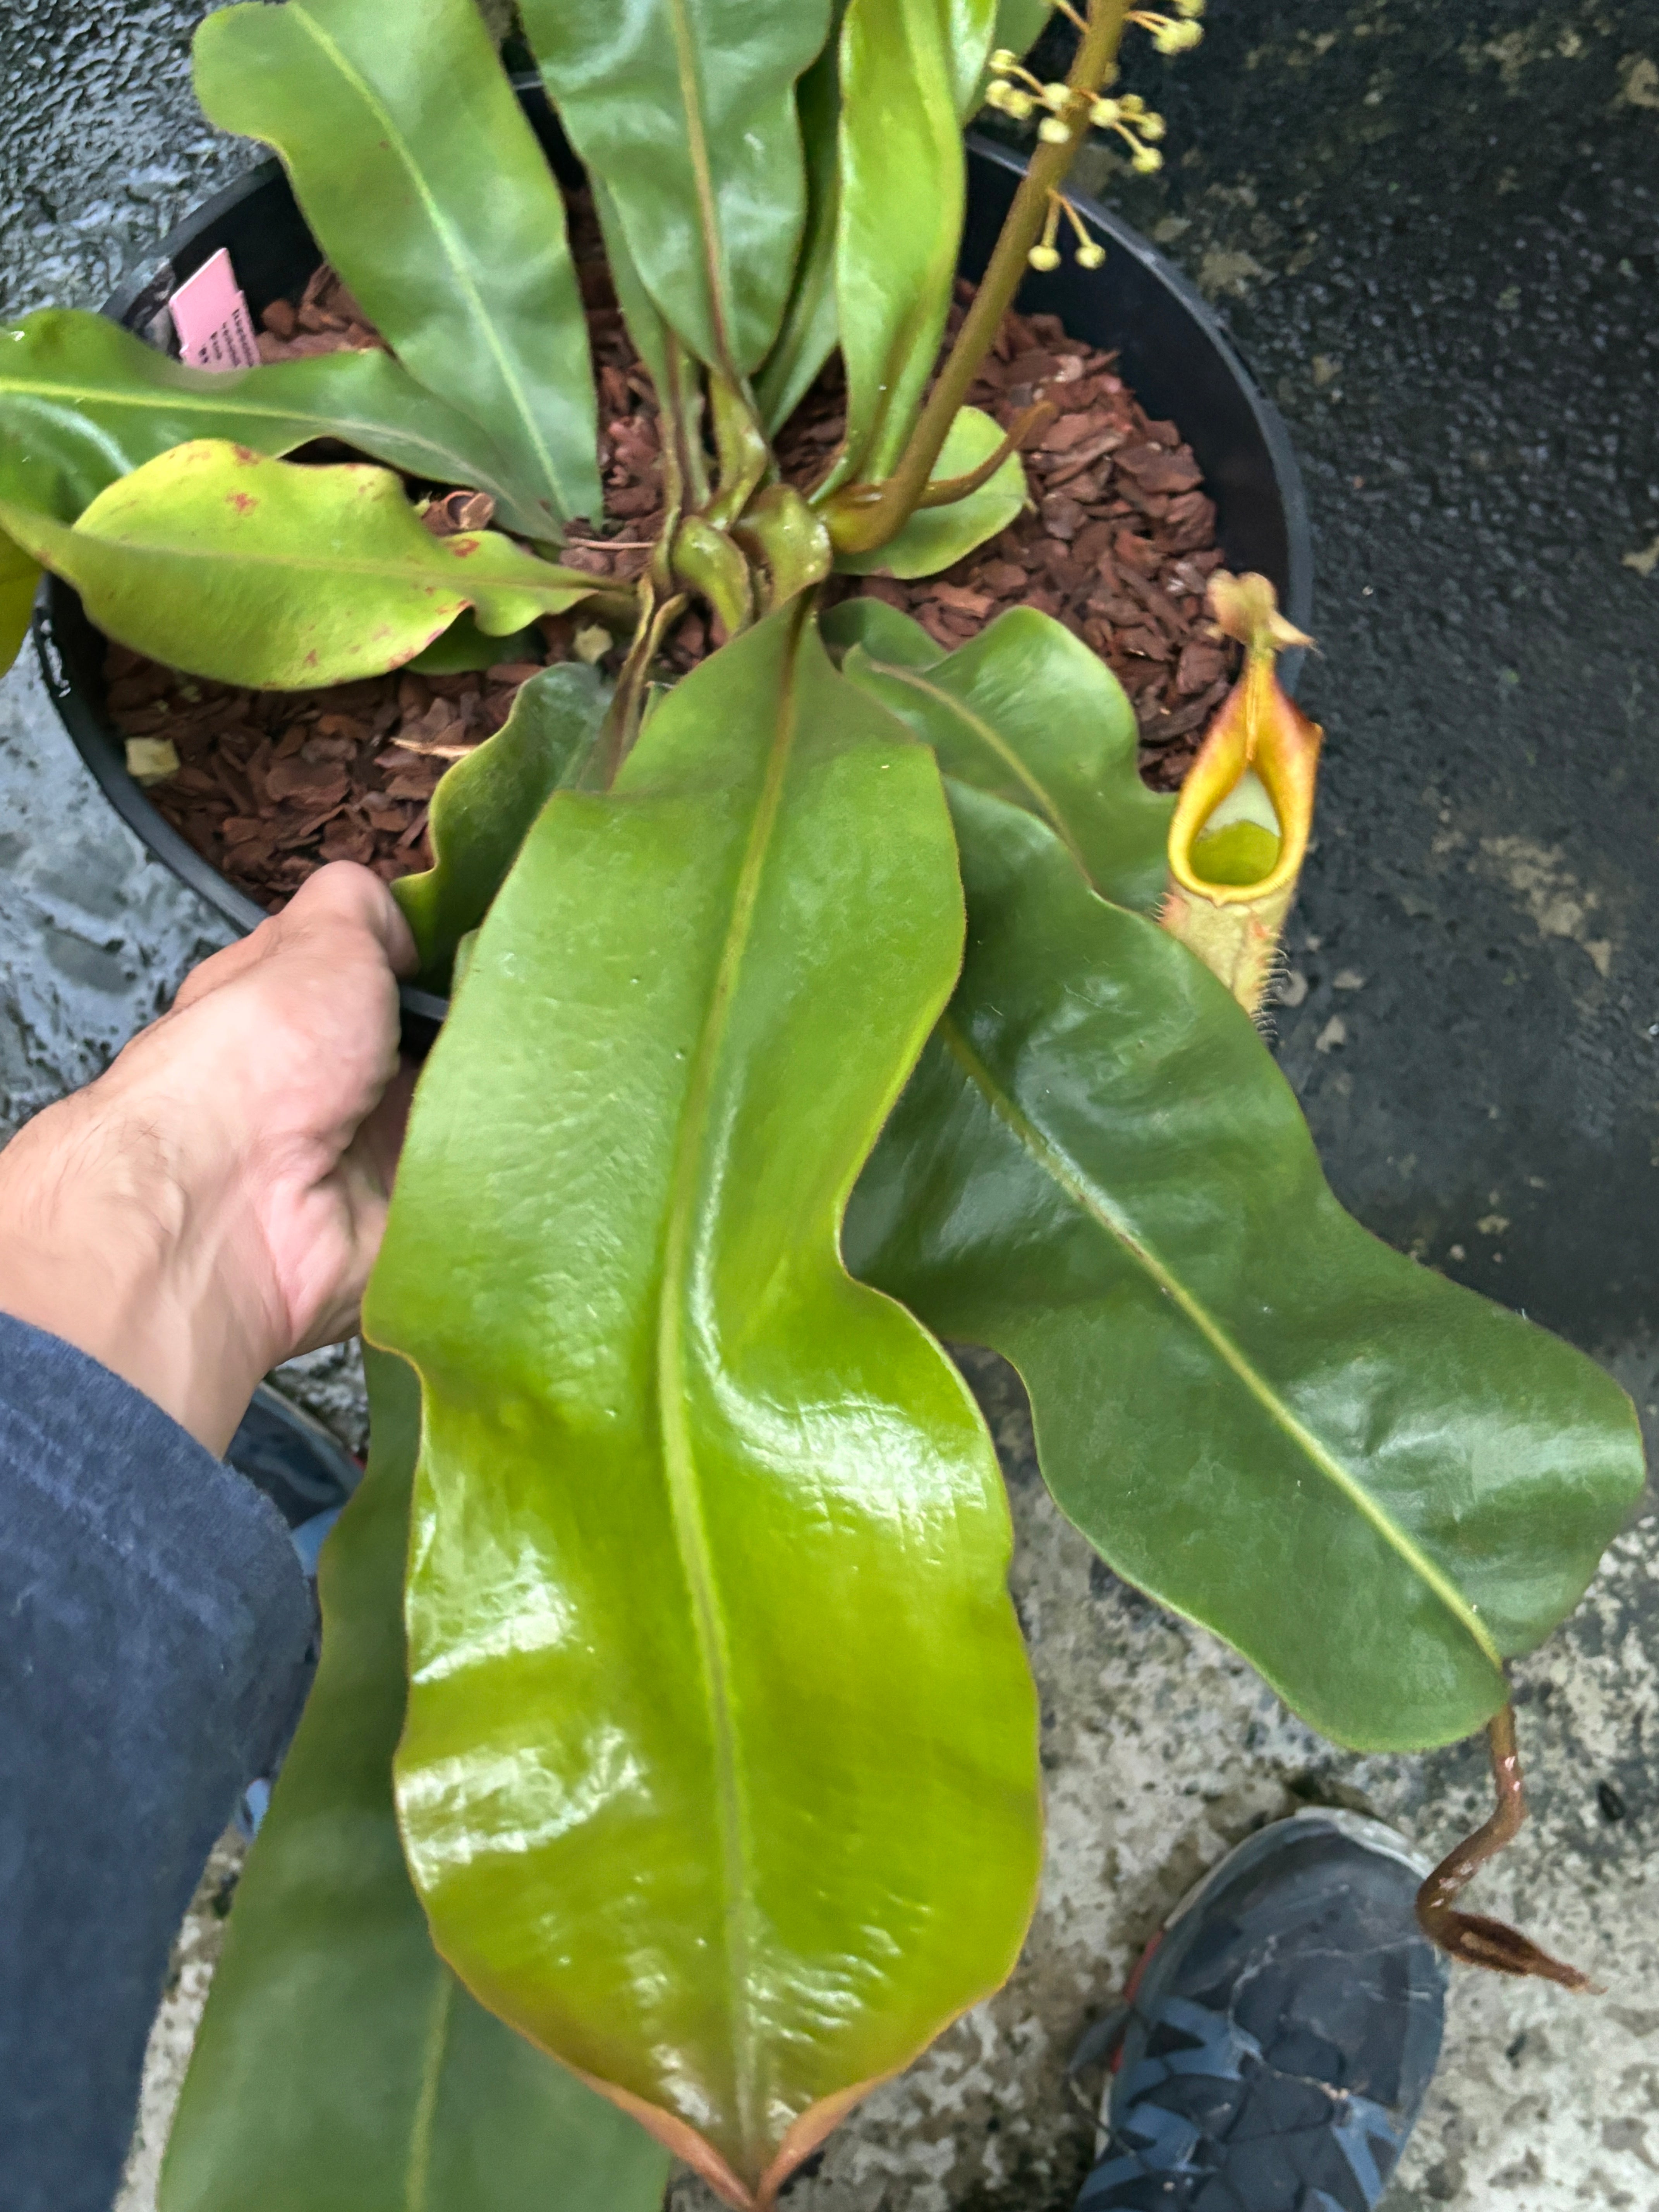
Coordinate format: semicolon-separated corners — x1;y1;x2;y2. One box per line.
0;442;600;689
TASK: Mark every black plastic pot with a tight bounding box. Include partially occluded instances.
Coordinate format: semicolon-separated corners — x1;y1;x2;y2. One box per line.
34;116;1312;1053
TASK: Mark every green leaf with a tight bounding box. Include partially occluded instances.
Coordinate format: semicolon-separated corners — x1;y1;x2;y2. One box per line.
845;785;1646;1753
0;442;600;689
194;0;600;531
394;662;607;990
831;0;996;491
0;309;546;536
819;593;943;668
843;605;1173;914
365;605;1041;2205
159;1350;670;2212
753;14;845;435
833;405;1026;579
522;0;834;384
993;0;1052;64
0;529;38;674
407;612;542;674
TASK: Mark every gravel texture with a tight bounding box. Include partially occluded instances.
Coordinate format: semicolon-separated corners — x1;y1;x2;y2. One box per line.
2;6;1656;2210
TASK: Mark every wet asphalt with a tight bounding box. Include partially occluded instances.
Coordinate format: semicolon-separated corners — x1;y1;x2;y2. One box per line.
1056;0;1659;1412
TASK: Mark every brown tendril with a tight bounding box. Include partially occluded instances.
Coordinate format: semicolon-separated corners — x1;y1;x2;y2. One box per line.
1414;1704;1593;1992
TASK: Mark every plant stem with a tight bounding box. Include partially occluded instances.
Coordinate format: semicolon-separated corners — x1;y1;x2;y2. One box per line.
1414;1704;1592;1990
828;0;1130;556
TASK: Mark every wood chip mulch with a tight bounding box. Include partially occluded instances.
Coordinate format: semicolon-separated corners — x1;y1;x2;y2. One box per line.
122;237;1235;915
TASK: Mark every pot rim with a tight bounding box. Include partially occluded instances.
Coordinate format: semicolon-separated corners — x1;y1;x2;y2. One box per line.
36;134;1313;1048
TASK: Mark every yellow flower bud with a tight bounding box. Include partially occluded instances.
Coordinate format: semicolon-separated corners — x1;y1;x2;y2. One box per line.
1042;82;1071;107
1132;144;1164;172
1027;243;1062;271
1039;115;1073;143
1091;96;1121;125
1139;111;1167;141
990;47;1020;71
1077;241;1107;268
1005;89;1036;117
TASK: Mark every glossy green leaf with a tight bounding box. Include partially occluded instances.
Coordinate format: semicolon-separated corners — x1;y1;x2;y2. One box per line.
820;593;945;668
194;0;600;531
831;0;996;491
833;405;1026;579
845;783;1646;1752
394;662;607;991
753;19;845;436
160;1350;669;2212
842;603;1173;914
993;0;1052;63
365;605;1041;2207
0;442;600;689
522;0;834;383
0;310;544;535
407;612;542;675
0;529;38;674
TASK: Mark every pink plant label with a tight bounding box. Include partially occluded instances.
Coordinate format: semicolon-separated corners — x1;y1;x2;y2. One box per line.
169;249;261;371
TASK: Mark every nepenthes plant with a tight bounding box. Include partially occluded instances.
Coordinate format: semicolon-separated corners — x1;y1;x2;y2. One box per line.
0;0;1642;2204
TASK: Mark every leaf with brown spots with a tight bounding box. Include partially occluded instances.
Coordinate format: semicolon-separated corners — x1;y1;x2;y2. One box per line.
2;442;605;687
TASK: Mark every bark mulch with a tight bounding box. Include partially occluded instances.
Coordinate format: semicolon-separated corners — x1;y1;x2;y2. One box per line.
124;250;1235;914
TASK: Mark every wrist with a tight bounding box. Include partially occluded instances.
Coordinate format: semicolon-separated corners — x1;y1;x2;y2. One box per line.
0;1085;285;1456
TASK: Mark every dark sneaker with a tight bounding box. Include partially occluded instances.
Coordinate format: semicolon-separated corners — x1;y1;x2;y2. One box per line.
1076;1808;1447;2212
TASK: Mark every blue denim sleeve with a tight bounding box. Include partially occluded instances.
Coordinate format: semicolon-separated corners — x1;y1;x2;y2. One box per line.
0;1312;315;2212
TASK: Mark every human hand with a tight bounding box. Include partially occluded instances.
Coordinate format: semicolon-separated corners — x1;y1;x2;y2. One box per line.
0;864;416;1455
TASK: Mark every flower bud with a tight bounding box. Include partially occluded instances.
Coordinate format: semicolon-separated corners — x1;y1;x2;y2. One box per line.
1039;115;1073;143
1027;243;1062;271
1076;241;1107;268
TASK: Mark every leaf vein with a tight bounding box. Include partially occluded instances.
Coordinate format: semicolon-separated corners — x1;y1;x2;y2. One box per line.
289;5;565;510
936;1010;1502;1664
864;658;1093;884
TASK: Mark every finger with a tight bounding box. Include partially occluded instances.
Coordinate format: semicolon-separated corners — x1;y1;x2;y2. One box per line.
278;862;419;980
171;865;418;1022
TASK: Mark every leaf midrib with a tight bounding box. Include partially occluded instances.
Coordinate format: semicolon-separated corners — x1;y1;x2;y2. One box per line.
664;0;739;383
653;633;806;2158
2;376;512;492
21;512;579;598
404;1970;454;2212
863;657;1093;884
936;1010;1502;1666
288;4;567;513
